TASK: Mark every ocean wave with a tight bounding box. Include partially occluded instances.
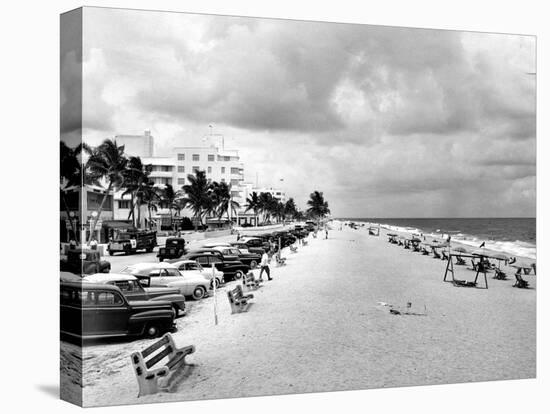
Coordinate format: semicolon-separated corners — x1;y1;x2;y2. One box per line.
372;221;536;260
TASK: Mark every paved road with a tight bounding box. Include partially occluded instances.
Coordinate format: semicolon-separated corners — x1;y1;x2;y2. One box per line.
105;234;241;272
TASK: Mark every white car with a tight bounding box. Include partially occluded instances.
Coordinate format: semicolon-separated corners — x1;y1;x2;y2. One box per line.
170;259;224;288
120;262;210;300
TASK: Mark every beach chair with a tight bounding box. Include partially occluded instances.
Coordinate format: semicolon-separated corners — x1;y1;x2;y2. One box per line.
421;247;430;255
413;243;421;252
242;272;262;291
398;240;403;246
289;245;298;253
456;256;466;266
513;270;529;289
453;279;477;288
302;239;308;246
493;269;507;280
441;251;449;261
432;248;441;259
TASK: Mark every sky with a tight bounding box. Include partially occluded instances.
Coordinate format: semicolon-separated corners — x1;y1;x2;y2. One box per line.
61;7;536;218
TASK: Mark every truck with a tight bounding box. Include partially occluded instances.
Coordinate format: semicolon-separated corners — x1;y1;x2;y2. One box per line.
108;229;157;256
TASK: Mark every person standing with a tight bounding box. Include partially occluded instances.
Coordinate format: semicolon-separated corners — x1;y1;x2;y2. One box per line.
89;236;98;250
325;226;328;239
258;250;272;281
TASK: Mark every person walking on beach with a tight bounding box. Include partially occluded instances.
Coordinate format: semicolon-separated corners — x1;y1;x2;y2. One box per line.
258;250;272;281
325;226;328;239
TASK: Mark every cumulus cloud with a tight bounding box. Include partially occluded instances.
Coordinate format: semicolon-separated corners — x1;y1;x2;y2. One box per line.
76;7;536;217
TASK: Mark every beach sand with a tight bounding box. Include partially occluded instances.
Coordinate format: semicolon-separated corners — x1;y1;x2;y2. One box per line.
67;224;535;407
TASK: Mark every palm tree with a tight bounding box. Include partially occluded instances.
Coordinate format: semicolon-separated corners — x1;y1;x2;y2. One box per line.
122;156;151;228
306;190;330;224
258;192;275;224
244;191;261;227
178;170;211;231
284;198;297;221
161;183;178;230
139;181;161;229
212;181;240;223
85;139;128;243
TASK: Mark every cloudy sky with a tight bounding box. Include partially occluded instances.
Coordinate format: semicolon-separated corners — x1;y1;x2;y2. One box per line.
61;7;536;218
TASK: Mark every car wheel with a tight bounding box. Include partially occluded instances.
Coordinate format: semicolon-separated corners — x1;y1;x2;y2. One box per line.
234;270;244;280
250;260;258;269
172;305;179;318
192;286;206;300
145;323;160;338
108;250;114;256
210;278;220;289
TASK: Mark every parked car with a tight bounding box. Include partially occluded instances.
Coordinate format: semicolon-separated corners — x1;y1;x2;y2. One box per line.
60;281;175;340
239;237;270;253
108;229;157;255
181;251;250;281
229;241;265;256
60;248;111;275
120;262;210;300
170;259;224;288
209;246;261;269
157;237;187;261
83;273;186;316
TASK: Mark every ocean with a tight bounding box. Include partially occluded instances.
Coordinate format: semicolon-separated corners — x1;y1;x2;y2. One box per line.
342;218;536;260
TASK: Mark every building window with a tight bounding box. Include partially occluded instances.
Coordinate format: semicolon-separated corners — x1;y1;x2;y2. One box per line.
231;191;240;197
152;177;172;185
178;166;185;173
207;166;212;174
223;156;230;162
178;178;185;185
192;166;199;173
152;165;173;172
221;167;226;174
230;167;240;174
192;154;200;161
208;154;215;162
118;200;130;209
230;179;240;186
221;178;226;183
178;153;185;161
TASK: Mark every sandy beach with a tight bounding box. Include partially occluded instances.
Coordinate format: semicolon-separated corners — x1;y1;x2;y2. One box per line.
64;223;535;407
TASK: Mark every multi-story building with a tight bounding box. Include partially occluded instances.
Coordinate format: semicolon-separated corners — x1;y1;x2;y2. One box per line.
114;130;154;158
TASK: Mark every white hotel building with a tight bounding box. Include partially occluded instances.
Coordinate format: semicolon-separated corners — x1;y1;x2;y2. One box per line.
112;131;263;227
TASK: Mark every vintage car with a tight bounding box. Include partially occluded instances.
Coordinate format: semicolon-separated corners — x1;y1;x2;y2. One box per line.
60;281;175;340
60;248;111;275
209;246;261;269
120;262;210;300
169;259;224;288
239;237;271;253
157;237;187;261
83;273;186;316
229;241;265;256
182;250;250;281
108;229;157;255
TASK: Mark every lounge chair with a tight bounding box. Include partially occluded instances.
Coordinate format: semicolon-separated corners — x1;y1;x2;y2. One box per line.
432;248;441;259
456;256;466;265
513;270;529;288
493;269;507;280
453;279;477;288
441;251;449;261
421;247;430;255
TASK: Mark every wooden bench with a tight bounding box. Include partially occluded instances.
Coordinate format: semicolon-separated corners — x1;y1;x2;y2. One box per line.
227;285;254;314
243;272;262;291
275;254;287;267
131;333;195;397
289;245;298;253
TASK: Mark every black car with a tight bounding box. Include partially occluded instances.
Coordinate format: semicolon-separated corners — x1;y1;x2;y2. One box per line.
240;237;271;253
157;237;187;261
60;248;111;275
211;246;261;269
230;241;265;256
60;282;175;340
181;251;250;281
108;229;157;255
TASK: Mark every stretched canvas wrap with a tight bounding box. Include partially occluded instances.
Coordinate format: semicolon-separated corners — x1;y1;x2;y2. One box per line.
60;6;536;407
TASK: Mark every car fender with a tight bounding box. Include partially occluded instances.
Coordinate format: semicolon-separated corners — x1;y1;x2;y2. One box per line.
150;294;186;308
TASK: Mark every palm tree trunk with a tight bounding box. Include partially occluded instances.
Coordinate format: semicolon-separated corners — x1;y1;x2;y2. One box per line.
137;200;141;229
148;204;153;230
87;182;112;244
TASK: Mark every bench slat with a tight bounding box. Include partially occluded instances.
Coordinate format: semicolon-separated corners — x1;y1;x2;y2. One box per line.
146;345;173;369
141;335;170;358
